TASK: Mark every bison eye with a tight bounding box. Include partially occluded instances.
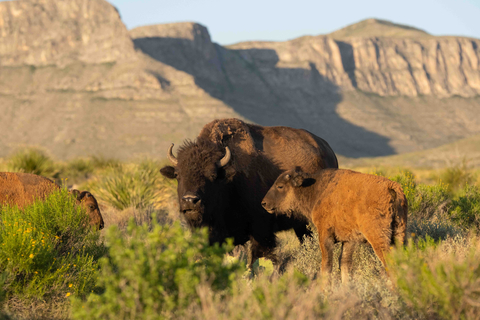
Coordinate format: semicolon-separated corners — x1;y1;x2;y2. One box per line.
276;185;284;190
89;205;95;210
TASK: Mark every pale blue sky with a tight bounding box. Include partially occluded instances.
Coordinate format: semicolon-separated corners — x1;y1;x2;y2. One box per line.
1;0;479;44
107;0;480;44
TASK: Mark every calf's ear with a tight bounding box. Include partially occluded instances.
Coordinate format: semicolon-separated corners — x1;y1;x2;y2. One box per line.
292;174;316;187
160;166;176;179
70;189;81;198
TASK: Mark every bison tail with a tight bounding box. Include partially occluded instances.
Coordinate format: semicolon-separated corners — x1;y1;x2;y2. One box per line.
390;186;408;247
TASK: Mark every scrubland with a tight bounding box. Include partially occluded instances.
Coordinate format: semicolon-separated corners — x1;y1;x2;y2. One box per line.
1;148;480;319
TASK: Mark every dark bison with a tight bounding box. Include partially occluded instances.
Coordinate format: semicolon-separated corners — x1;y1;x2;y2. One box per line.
0;172;104;230
262;168;407;282
160;118;338;264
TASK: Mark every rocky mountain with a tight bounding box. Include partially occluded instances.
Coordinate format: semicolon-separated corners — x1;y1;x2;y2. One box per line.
0;0;479;162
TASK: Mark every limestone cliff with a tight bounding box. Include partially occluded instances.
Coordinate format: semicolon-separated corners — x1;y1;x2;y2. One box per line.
0;2;479;160
0;0;136;66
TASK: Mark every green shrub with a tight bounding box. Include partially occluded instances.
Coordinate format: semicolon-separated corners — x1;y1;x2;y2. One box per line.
389;170;417;205
450;184;480;229
71;221;244;320
390;171;451;219
410;183;451;219
389;236;480;320
0;189;104;301
7;148;56;177
439;160;474;194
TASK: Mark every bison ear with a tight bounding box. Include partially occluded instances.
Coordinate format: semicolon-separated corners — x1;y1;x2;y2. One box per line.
70;189;81;199
302;178;316;187
292;174;316;187
160;166;176;179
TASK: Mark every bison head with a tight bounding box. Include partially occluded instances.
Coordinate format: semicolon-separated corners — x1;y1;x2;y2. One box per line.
261;168;316;216
160;140;234;229
71;190;105;230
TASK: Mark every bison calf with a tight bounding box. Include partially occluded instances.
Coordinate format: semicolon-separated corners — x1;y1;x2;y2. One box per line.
0;172;104;230
262;168;407;283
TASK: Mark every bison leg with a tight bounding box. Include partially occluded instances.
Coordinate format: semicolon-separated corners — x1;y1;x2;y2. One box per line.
319;234;335;280
293;222;313;244
363;232;389;268
249;236;278;268
339;241;358;283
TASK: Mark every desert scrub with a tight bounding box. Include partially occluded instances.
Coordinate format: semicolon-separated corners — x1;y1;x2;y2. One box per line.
438;160;475;194
389;170;416;204
71;221;244;320
7;148;56;178
389;235;480;320
449;184;480;230
187;268;329;320
0;188;104;302
408;217;463;241
84;160;175;210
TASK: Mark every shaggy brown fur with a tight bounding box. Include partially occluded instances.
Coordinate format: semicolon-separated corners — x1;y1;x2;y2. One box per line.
262;168;408;282
0;172;104;230
161;118;338;265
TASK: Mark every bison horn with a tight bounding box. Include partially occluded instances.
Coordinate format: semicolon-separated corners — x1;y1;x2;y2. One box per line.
218;146;231;167
167;143;178;166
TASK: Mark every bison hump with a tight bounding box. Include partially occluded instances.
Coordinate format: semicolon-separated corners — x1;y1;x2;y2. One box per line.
198;118;257;169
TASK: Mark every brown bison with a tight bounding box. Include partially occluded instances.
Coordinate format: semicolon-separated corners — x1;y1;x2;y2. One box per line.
261;168;407;282
0;172;104;230
160;118;338;264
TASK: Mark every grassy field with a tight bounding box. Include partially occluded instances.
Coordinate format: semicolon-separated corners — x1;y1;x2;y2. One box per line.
1;148;480;319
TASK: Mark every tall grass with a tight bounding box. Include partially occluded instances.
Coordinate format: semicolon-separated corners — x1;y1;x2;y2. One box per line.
84;160;176;211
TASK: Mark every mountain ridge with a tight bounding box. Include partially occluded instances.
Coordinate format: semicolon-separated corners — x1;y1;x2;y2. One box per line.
0;0;479;162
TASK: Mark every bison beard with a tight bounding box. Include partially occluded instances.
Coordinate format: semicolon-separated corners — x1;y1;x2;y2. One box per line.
160;118;338;266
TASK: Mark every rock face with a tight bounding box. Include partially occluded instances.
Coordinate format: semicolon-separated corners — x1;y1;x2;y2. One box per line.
228;30;480;98
0;0;135;66
0;3;479;160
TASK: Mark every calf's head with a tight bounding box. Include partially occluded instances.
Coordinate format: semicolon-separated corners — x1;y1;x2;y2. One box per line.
262;169;315;216
160;140;234;228
71;190;105;230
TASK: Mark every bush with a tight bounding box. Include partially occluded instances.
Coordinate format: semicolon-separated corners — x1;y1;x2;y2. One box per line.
71;221;244;320
7;148;56;177
389;236;480;320
408;217;463;242
0;189;104;302
391;171;451;219
188;269;326;320
389;170;416;205
450;184;480;229
439;160;474;194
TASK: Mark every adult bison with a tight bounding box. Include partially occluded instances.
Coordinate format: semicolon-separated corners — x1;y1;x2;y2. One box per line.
160;118;338;264
262;168;408;282
0;172;104;230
